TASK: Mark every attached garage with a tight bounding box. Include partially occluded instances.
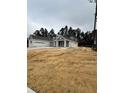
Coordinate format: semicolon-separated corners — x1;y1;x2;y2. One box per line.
28;35;78;48
29;39;50;48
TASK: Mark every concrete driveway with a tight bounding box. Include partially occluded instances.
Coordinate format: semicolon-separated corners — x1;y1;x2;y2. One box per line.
27;87;36;93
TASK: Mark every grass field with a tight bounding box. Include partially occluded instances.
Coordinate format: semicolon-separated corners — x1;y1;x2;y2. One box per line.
27;47;97;93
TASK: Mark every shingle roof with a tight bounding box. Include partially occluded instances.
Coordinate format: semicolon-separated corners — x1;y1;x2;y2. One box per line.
29;35;53;41
29;34;78;42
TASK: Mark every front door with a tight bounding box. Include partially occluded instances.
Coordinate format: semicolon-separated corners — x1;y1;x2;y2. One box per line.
58;41;64;47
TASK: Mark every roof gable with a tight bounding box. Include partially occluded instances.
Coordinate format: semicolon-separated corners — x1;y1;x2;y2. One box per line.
56;35;65;40
55;35;77;42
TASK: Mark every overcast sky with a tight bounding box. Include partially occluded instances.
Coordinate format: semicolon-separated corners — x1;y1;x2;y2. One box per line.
27;0;95;36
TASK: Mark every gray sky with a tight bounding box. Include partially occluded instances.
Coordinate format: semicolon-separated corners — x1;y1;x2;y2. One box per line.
27;0;95;36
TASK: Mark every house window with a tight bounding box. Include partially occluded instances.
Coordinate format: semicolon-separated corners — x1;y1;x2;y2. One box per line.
66;41;69;47
54;41;56;47
50;42;54;47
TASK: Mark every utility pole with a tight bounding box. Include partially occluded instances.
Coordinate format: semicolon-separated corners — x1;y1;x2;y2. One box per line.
88;0;97;50
88;0;97;31
94;0;97;31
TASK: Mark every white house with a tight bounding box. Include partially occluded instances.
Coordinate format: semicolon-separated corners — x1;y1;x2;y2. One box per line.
28;35;78;48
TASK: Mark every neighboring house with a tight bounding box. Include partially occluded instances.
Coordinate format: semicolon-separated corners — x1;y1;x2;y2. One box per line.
28;35;78;48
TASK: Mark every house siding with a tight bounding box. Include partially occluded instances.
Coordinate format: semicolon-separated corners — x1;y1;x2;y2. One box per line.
28;35;78;48
29;39;50;48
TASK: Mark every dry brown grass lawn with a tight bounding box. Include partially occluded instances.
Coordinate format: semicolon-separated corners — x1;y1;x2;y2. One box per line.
27;47;97;93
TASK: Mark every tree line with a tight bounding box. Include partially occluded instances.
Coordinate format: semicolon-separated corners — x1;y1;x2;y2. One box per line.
30;25;97;47
33;28;56;38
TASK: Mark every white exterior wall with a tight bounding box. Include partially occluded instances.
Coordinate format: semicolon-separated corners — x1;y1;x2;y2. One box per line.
69;41;78;47
28;38;78;48
29;39;50;48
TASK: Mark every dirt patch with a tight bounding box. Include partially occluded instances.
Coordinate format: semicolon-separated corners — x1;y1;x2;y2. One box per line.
27;47;97;93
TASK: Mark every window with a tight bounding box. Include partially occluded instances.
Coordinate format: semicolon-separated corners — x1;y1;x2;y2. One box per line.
50;42;53;46
66;41;69;47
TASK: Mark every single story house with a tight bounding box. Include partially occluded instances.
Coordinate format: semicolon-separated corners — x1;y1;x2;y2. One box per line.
28;35;78;48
